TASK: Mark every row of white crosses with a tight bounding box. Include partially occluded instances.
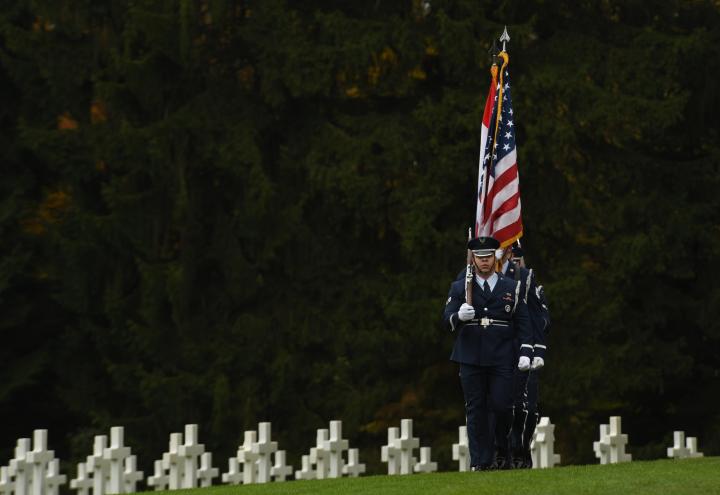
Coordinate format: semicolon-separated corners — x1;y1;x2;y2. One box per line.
146;424;218;491
294;420;365;480
3;416;709;494
380;419;437;475
449;418;562;471
592;417;704;464
220;422;290;485
451;415;703;471
70;427;144;495
593;416;632;464
667;431;704;459
1;430;66;495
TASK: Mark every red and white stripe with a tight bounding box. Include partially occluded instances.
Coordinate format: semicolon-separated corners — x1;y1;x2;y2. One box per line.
475;80;496;237
474;81;523;247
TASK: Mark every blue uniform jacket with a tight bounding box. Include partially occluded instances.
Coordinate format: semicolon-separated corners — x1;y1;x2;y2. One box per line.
504;262;549;360
443;274;533;366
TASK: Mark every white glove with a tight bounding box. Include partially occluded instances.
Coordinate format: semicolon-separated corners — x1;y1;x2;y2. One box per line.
517;356;531;371
457;303;475;322
531;357;545;370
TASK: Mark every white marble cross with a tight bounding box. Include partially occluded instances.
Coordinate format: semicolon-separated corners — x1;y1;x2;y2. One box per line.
593;423;611;464
452;426;470;472
342;449;365;477
270;451;293;482
162;433;184;490
0;466;12;495
45;459;67;495
167;432;186;488
8;438;31;495
237;430;259;484
324;421;348;478
530;417;561;468
309;429;329;480
607;416;632;463
1;466;13;495
667;431;690;459
104;427;131;494
70;462;93;495
197;453;218;487
380;427;401;475
686;436;704;458
27;430;54;495
395;420;420;475
178;425;205;488
252;423;278;483
220;458;242;485
86;435;110;495
122;456;143;493
146;460;168;491
293;455;316;481
413;447;437;473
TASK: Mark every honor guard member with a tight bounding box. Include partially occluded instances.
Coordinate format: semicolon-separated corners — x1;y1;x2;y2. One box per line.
443;236;533;471
504;244;551;468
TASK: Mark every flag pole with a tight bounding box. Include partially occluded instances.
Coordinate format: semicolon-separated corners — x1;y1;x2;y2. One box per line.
465;227;474;304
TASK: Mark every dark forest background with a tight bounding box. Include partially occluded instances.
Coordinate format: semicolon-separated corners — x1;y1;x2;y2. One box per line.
1;0;719;475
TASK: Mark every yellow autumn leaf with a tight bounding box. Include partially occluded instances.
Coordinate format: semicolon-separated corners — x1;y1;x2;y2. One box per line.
368;65;381;86
90;100;107;124
380;47;397;64
57;112;78;130
409;66;427;80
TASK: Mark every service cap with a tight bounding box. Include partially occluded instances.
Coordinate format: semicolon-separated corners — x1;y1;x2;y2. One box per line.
511;242;524;258
468;236;500;257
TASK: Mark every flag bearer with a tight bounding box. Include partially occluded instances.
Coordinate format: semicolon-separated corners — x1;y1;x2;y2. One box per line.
443;236;533;471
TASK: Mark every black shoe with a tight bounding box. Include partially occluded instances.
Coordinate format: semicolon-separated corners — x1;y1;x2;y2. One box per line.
471;464;492;472
512;456;524;469
495;455;513;470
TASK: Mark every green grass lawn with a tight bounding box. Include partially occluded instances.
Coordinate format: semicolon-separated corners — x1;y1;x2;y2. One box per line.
144;457;720;495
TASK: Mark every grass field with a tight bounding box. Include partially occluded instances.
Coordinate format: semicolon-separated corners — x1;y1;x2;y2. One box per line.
146;457;720;495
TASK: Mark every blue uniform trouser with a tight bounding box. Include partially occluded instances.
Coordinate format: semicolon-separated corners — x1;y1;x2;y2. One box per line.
526;368;539;413
459;363;514;467
511;369;530;458
523;369;540;455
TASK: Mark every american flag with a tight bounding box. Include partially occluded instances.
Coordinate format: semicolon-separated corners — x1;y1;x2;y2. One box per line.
475;65;523;247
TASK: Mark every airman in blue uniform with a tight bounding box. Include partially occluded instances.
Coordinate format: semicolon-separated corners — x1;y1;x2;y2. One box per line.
502;244;550;468
443;236;533;471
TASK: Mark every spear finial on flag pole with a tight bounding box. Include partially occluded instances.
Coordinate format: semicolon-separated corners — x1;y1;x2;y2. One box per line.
488;38;500;58
499;26;510;52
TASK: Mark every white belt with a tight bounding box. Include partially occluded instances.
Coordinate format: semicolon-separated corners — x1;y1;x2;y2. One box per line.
469;318;510;327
